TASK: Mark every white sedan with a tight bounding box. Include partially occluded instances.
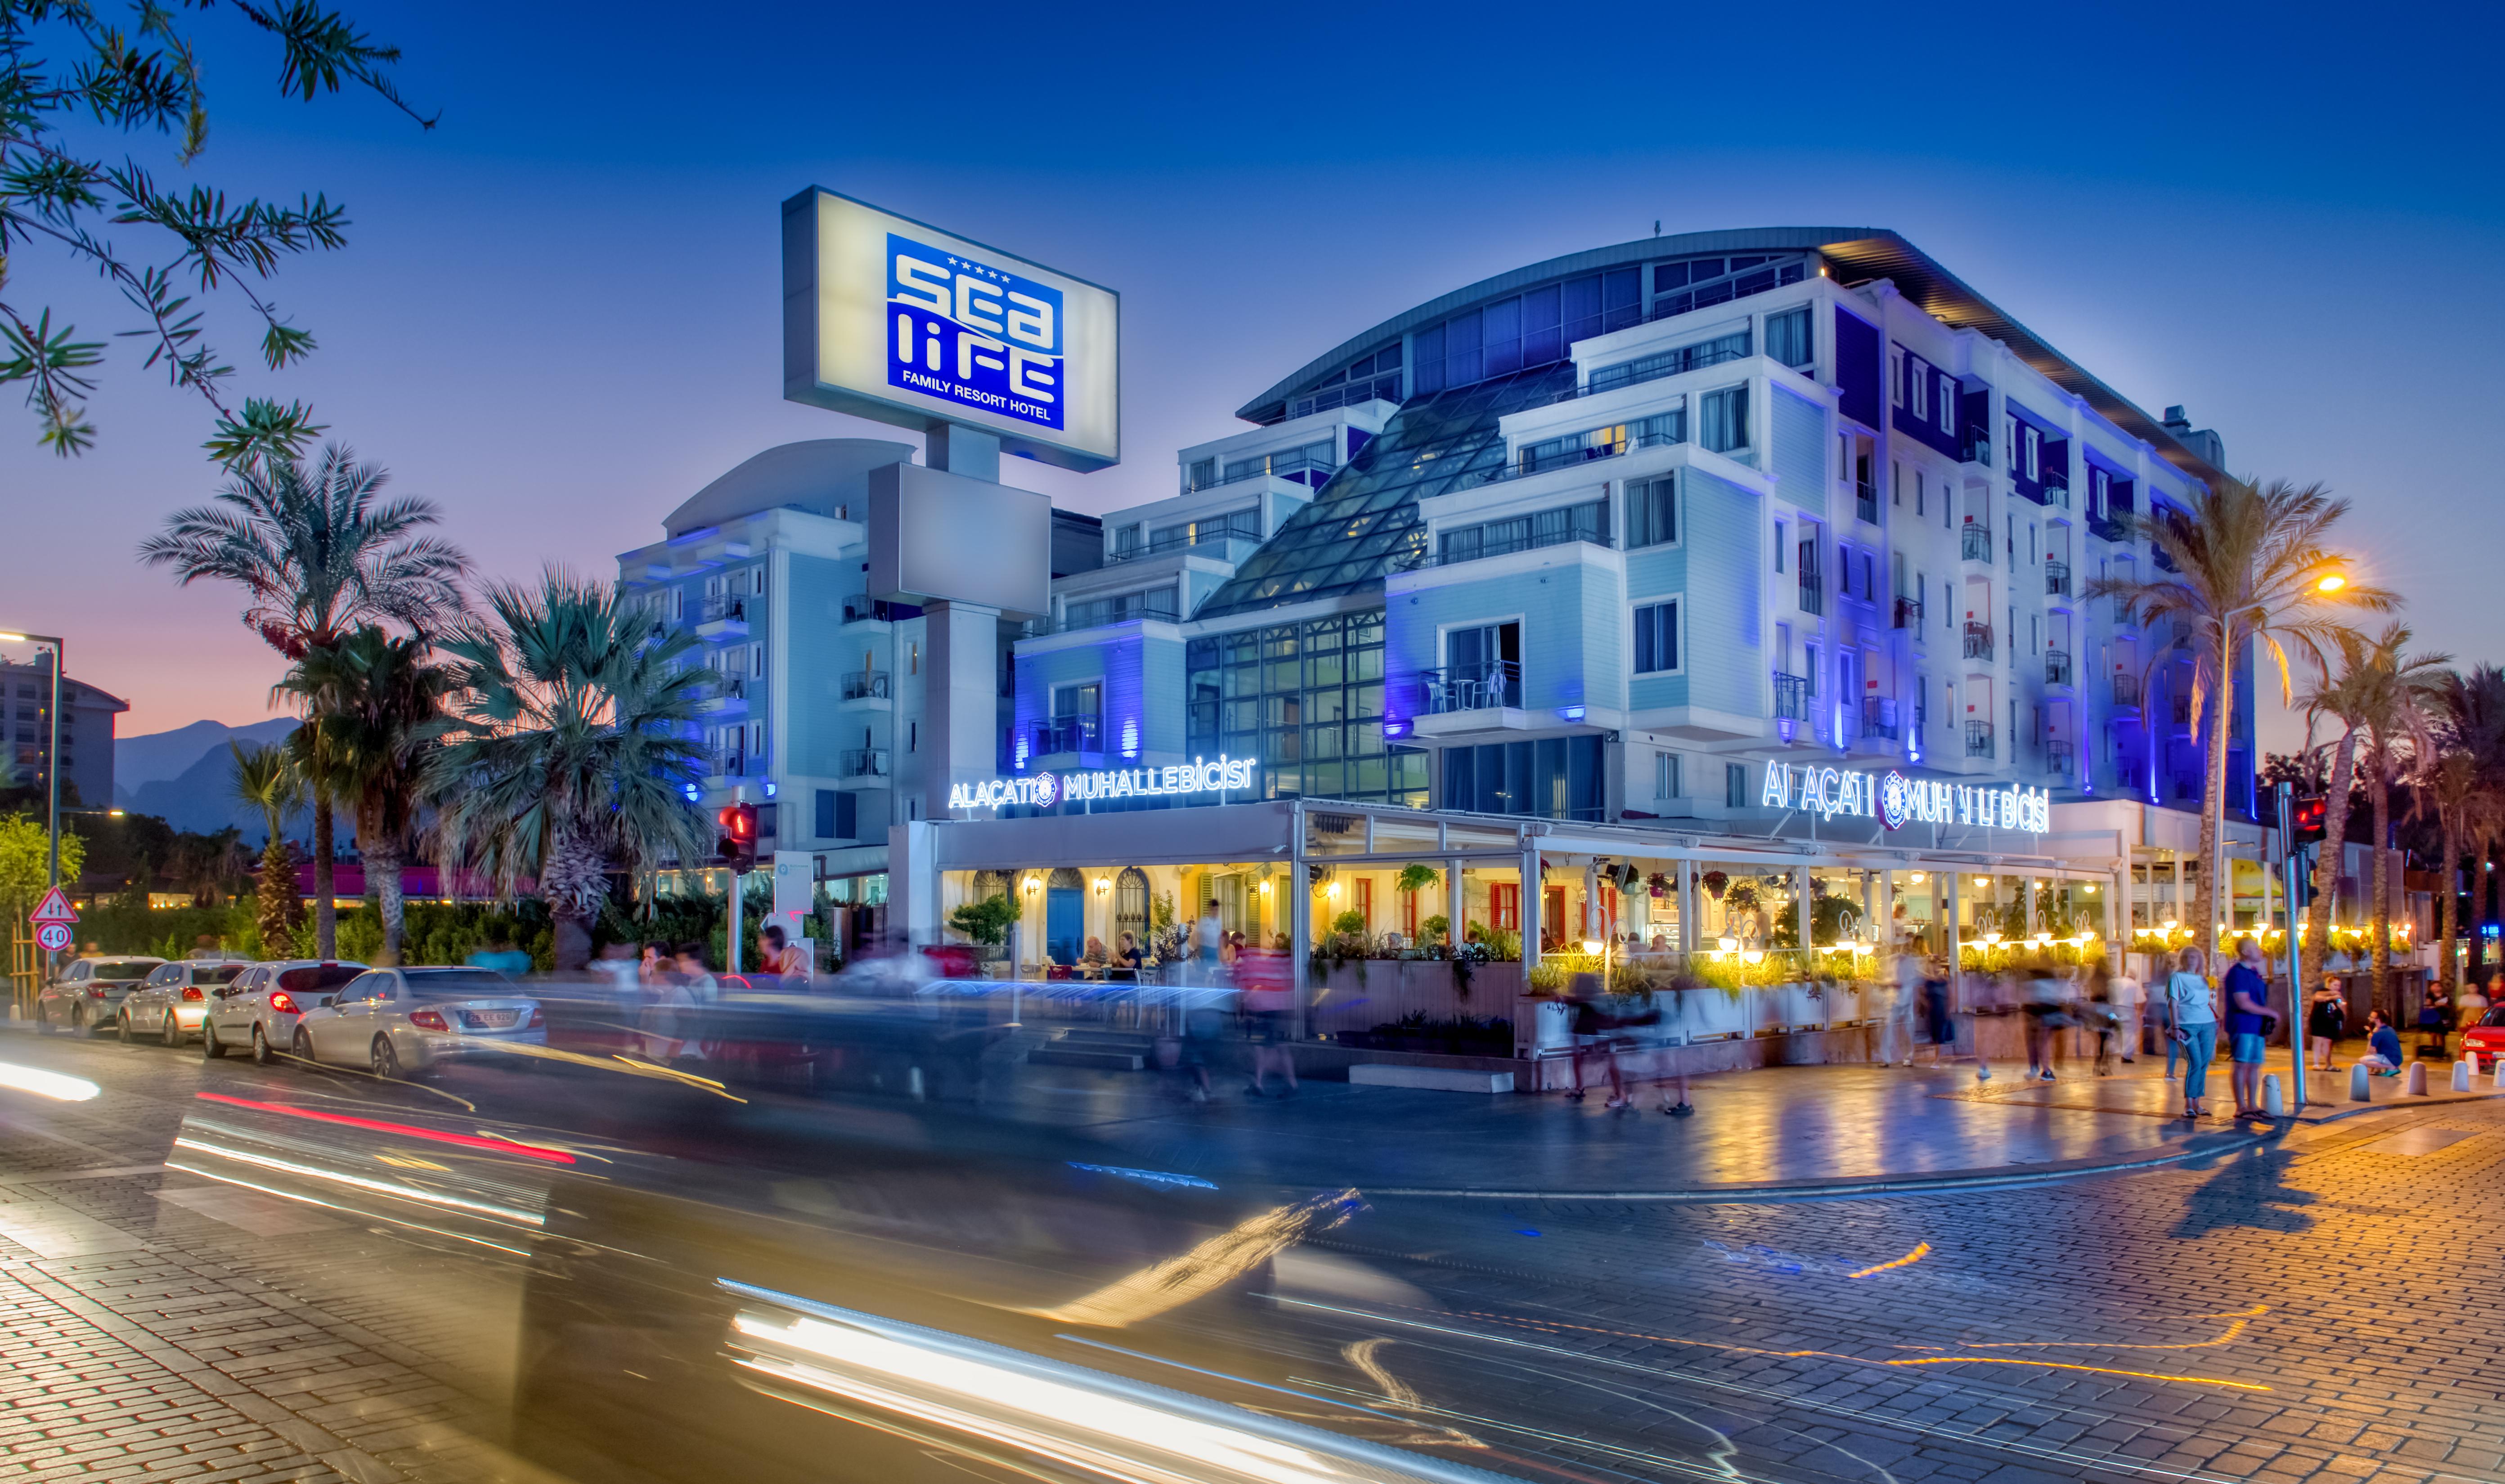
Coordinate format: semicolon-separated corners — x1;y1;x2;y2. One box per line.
121;959;251;1045
289;966;544;1078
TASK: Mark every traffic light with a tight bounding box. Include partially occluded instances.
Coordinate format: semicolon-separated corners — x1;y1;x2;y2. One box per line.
716;802;759;869
2291;794;2328;847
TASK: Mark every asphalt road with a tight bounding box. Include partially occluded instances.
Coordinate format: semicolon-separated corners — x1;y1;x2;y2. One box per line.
0;1022;2495;1484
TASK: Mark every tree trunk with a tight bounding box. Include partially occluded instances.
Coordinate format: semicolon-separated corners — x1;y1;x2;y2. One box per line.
2302;729;2361;991
311;791;336;960
2196;636;2238;953
367;833;405;966
540;825;609;973
2369;764;2392;1016
255;835;297;953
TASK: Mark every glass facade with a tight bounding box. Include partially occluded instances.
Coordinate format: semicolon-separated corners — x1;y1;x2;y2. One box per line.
1186;610;1428;807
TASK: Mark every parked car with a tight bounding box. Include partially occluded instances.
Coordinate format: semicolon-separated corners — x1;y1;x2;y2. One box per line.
120;958;251;1046
288;966;544;1079
2462;1007;2505;1073
204;959;368;1065
34;956;166;1037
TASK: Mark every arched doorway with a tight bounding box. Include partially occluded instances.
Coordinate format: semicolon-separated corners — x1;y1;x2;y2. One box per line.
1045;867;1086;964
1113;867;1150;948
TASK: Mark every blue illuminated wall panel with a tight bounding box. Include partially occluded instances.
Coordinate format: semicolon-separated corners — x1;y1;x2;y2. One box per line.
786;553;854;777
1678;469;1762;718
1770;386;1827;518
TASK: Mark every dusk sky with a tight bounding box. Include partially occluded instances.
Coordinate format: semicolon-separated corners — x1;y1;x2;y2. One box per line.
8;0;2498;754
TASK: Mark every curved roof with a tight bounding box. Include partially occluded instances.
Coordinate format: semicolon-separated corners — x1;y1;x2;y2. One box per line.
664;438;915;537
1238;227;2226;487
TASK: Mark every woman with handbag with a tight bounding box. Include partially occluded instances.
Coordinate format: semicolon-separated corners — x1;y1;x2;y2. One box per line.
2167;946;2220;1120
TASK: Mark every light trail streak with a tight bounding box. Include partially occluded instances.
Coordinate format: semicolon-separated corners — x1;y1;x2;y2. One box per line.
1026;1190;1359;1329
1844;1242;1929;1278
162;1161;532;1255
0;1059;99;1102
169;1137;546;1225
193;1092;575;1163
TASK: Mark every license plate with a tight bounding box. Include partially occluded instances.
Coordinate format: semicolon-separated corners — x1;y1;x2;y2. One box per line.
468;1010;520;1028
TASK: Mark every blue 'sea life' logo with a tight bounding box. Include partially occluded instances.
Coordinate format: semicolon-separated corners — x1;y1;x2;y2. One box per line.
887;235;1064;430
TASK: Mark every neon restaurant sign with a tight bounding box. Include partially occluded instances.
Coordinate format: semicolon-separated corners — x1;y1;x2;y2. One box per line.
1764;763;2049;834
948;755;1257;813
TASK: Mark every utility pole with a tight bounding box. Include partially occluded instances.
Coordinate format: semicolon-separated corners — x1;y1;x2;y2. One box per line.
2275;783;2308;1112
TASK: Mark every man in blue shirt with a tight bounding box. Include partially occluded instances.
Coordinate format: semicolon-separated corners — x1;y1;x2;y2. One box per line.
2223;936;2274;1119
2362;1011;2406;1075
465;936;533;977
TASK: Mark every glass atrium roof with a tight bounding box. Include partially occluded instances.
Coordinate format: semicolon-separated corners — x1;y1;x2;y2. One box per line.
1194;364;1575;620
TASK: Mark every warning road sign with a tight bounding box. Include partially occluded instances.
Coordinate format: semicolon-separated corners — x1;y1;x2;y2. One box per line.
28;887;75;924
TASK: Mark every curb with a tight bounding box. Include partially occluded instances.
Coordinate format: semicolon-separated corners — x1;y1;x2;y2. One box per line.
1363;1091;2500;1202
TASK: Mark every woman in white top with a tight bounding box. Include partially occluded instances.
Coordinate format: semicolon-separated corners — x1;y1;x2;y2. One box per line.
2167;946;2220;1119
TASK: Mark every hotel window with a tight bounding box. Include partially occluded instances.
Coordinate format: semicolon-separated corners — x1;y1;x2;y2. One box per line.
1726;762;1748;808
1937;372;1956;433
1655;751;1682;799
1910;362;1927;421
1773;521;1786;573
754;565;768;596
1114;523;1142;556
2003;413;2017;468
1890;347;1905;407
1698;386;1749;453
1625;475;1677;549
1764;305;1811;368
2024;426;2041;480
1185;458;1215;492
1804;643;1819;695
1633;601;1679;673
910;640;920;674
750;643;765;676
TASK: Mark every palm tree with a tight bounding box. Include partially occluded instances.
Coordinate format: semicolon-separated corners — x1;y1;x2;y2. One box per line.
2429;664;2505;991
2085;477;2390;946
426;569;711;970
143;446;468;955
2415;748;2502;999
274;628;455;965
230;740;305;953
2296;624;2450;1010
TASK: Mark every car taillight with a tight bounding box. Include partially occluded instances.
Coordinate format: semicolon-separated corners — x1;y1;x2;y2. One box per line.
409;1009;448;1031
182;987;203;1002
527;1006;543;1029
88;987;104;998
268;991;299;1015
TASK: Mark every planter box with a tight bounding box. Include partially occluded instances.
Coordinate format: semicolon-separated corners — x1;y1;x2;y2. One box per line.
1306;959;1522;1040
1670;986;1749;1043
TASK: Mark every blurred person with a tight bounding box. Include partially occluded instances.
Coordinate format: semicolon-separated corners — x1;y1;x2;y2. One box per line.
2087;956;2119;1075
468;935;532;977
1081;935;1109;969
1659;965;1700;1115
1221;931;1243;969
1920;956;1952;1065
1967;963;2006;1083
1195;899;1224;986
1238;942;1297;1097
759;924;808;982
2106;954;2144;1065
2307;973;2348;1072
638;942;665;985
1114;931;1144;974
2167;946;2219;1120
2361;1009;2405;1075
591;940;640;994
2223;936;2274;1119
2418;983;2455;1059
2022;955;2071;1081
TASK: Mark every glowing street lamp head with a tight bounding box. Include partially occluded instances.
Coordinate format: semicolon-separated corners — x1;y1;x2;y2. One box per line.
2315;572;2347;594
1580;938;1603;956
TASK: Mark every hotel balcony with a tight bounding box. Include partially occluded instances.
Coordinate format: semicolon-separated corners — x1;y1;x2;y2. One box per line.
1893;595;1923;630
2041;473;2071;510
696;595;750;641
2111;672;2143;711
1960;428;1993;467
2045;648;2074;690
839;669;892;706
1861;695;1900;741
1029;715;1103;758
839;748;890;780
1962;623;1994;661
2047;740;2076;777
695;672;748;717
2045;560;2071;598
1410;663;1532;740
1960;524;1993;563
1965;720;1995;759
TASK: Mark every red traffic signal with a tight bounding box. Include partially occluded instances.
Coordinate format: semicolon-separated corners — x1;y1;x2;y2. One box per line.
2291;794;2328;847
716;803;759;866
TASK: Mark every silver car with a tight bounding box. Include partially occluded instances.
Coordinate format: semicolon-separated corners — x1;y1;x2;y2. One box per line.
289;966;544;1079
34;956;166;1037
120;958;251;1045
204;959;368;1065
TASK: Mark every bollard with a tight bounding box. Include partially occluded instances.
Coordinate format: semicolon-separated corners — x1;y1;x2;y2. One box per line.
2406;1061;2429;1096
2455;1062;2474;1093
2349;1063;2373;1102
2262;1073;2284;1118
2494;1060;2505;1091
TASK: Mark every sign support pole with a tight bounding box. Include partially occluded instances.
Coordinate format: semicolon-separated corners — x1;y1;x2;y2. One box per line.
2276;783;2307;1112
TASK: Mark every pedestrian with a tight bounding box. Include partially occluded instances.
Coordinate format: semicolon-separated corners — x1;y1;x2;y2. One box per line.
2088;957;2119;1075
1563;972;1634;1108
467;934;532;977
2106;954;2143;1065
1878;946;1920;1067
758;924;808;982
2166;945;2219;1120
2223;935;2275;1120
2416;983;2453;1060
2359;1009;2405;1075
1114;931;1145;975
2306;973;2348;1072
591;939;640;993
1195;899;1224;985
1920;958;1952;1066
1968;962;2007;1082
1238;942;1297;1097
2023;955;2070;1081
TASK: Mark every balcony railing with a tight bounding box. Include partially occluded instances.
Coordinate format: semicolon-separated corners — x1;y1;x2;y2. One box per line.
700;672;747;702
1855;482;1878;525
2170;695;2193;728
1962;623;1994;661
841;597;907;624
2045;560;2071;597
1893;595;1924;630
2045;649;2073;687
2041;474;2071;509
1965;720;1995;758
2087;511;2130;544
700;595;749;625
840;670;891;701
1031;716;1102;755
1058;590;1181;632
1423;662;1522;714
1960;525;1993;562
1861;695;1899;740
1773;673;1809;722
840;748;890;778
1797;572;1824;616
713;749;750;777
2112;672;2142;709
2047;740;2076;776
1960;429;1993;466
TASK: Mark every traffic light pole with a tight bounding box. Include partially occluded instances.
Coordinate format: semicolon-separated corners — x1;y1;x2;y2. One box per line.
2276;783;2307;1112
727;865;742;977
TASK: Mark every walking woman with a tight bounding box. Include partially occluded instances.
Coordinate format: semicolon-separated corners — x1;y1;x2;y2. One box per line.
2167;946;2220;1120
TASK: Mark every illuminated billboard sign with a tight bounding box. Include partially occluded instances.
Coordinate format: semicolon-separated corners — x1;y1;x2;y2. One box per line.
1764;762;2047;834
947;756;1256;813
783;188;1120;472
